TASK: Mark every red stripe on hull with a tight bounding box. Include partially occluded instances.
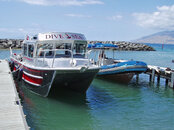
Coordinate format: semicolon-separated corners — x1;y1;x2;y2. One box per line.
23;57;32;61
22;73;43;85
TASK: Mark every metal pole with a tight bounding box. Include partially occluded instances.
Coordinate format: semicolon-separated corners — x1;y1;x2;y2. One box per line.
52;50;56;68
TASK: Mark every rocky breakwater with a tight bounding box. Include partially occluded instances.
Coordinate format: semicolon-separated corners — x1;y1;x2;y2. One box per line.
88;41;155;51
0;39;23;49
0;39;155;51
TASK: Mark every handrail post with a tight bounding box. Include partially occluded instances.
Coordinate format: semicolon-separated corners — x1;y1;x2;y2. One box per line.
70;50;73;67
88;53;90;67
52;49;56;68
10;47;12;56
43;51;46;66
87;50;92;67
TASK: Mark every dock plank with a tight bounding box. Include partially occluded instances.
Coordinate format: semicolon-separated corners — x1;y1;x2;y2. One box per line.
0;60;28;130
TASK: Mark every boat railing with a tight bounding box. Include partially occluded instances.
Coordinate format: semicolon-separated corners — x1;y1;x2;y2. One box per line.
86;50;93;67
36;49;94;68
10;47;23;61
36;49;73;67
10;47;12;56
10;47;95;68
10;47;17;59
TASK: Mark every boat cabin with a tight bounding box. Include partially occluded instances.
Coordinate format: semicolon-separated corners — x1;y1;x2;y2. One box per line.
22;32;88;60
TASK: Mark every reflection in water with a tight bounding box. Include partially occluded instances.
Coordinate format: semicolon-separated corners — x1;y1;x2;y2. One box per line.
16;81;93;130
15;74;174;130
88;78;174;130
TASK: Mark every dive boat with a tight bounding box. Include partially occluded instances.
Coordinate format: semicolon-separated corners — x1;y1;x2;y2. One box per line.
88;43;147;83
10;32;99;97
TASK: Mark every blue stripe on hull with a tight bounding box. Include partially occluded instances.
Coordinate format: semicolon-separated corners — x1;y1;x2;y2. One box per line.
98;60;147;76
98;67;147;75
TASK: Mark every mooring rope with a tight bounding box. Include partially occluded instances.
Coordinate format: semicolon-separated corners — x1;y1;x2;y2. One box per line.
11;64;23;74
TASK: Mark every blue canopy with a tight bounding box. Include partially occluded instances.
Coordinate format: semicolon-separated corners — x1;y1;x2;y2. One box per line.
88;43;118;49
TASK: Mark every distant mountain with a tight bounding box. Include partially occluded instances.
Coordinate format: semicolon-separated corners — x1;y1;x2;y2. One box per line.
135;31;174;44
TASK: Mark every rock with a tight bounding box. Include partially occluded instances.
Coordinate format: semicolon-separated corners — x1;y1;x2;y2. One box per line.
0;39;155;51
0;39;23;49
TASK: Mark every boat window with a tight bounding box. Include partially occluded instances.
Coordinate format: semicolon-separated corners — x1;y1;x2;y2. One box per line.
73;41;87;58
28;44;34;58
37;43;53;57
23;44;27;56
55;43;72;57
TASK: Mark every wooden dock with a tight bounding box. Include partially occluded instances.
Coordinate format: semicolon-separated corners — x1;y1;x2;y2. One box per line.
141;65;174;87
0;60;28;130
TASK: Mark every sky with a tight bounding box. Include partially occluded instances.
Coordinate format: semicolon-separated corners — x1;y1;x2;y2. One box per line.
0;0;174;41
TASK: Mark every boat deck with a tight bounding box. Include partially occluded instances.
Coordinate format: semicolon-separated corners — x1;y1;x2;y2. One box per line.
0;60;28;130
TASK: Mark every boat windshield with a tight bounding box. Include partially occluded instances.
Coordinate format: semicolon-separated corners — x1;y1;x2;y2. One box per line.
37;43;54;57
37;42;72;58
55;43;72;57
73;41;87;58
36;41;87;58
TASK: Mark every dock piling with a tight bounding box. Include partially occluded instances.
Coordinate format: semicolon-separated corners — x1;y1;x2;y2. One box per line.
149;74;152;82
151;69;155;83
157;74;160;84
136;74;139;83
166;79;169;86
145;65;174;88
170;72;174;88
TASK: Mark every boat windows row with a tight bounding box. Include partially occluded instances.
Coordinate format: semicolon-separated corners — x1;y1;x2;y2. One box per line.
22;41;87;58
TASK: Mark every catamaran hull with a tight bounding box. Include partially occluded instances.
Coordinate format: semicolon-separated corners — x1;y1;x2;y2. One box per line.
51;70;98;94
23;70;98;97
11;59;99;97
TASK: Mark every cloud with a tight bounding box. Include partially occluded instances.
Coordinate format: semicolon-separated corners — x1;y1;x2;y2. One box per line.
108;15;123;21
0;26;45;38
133;5;174;30
16;0;104;6
65;13;92;18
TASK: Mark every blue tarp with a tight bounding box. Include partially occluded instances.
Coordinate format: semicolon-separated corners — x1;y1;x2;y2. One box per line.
88;43;118;49
101;61;147;70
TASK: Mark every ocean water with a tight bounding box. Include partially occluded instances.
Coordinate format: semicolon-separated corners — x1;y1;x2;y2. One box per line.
1;44;174;130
